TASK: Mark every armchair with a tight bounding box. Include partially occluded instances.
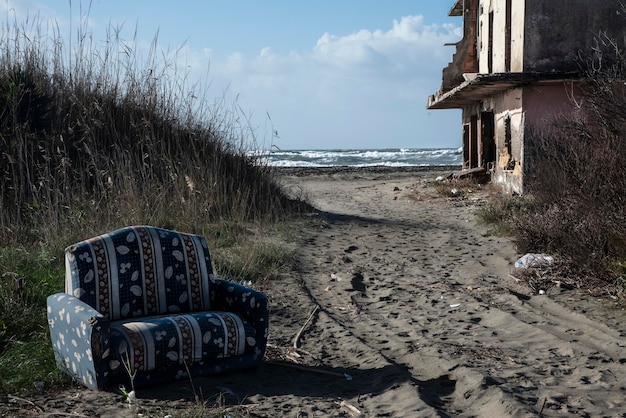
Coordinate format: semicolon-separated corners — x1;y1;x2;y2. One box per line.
47;226;268;390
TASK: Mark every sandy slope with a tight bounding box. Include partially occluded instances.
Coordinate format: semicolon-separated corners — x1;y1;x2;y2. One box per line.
4;168;626;417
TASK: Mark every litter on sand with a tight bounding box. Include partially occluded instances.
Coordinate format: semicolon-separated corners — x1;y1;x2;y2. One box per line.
514;253;554;269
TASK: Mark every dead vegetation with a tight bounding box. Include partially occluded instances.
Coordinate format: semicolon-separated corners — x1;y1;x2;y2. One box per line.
477;32;626;295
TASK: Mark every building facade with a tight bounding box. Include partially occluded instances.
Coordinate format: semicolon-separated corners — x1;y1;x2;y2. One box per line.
428;0;626;194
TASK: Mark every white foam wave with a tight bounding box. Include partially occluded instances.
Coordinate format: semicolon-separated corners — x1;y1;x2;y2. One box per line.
249;147;462;167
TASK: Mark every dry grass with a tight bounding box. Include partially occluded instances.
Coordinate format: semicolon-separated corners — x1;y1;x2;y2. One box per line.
0;8;309;397
0;10;309;249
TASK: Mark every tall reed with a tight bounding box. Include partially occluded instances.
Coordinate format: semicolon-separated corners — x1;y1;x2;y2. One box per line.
0;8;304;248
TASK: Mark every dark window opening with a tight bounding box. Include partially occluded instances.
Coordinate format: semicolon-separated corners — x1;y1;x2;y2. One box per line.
488;11;494;73
504;116;516;170
481;112;496;170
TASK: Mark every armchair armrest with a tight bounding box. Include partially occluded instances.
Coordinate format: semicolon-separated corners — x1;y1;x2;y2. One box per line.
209;277;269;356
47;293;111;390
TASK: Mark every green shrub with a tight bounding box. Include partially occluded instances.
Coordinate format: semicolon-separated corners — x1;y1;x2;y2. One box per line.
0;247;74;393
475;195;533;236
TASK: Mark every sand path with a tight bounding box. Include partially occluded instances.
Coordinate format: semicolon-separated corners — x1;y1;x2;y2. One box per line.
262;169;626;417
5;168;626;417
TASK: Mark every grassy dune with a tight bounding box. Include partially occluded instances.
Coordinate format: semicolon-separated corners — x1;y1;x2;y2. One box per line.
0;12;307;395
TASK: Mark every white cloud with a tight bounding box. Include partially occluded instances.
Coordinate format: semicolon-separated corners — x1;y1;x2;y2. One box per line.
205;14;459;95
189;14;462;148
311;15;460;76
224;52;245;74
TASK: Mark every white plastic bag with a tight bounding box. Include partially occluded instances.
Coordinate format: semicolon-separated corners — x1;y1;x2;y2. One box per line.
514;253;554;269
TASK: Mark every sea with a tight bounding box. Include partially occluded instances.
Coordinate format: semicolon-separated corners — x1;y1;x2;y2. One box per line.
257;147;463;168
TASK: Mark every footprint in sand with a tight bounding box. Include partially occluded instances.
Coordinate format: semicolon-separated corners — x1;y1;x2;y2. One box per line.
350;272;366;294
344;245;358;253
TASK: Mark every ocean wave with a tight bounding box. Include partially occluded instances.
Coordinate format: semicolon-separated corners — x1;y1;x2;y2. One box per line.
249;147;462;167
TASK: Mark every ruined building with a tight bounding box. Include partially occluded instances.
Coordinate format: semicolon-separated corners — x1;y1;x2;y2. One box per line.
428;0;626;194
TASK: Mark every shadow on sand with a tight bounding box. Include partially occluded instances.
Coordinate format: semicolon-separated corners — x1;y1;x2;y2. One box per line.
137;360;456;414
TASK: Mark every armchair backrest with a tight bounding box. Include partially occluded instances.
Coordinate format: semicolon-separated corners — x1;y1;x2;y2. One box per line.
65;226;215;321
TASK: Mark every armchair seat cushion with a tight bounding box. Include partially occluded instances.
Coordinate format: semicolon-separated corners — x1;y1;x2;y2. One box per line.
109;311;257;375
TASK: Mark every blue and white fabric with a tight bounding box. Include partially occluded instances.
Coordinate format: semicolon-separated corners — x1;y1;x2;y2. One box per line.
47;226;269;390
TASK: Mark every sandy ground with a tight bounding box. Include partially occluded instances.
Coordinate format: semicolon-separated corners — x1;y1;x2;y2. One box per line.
4;167;626;417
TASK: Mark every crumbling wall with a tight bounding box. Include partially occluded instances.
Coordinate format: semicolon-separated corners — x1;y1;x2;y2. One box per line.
440;0;479;92
492;88;524;194
523;0;625;72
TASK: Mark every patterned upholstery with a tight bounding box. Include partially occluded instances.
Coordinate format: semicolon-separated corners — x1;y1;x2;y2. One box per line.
65;226;213;319
47;226;269;390
109;312;257;374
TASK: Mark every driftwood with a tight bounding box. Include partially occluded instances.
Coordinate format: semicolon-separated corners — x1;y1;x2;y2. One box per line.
265;304;353;380
451;167;491;183
293;305;319;349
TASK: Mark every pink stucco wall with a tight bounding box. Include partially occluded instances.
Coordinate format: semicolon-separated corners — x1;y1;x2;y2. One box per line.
522;82;582;127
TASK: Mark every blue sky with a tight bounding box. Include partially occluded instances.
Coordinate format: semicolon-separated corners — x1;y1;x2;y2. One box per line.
7;1;462;150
